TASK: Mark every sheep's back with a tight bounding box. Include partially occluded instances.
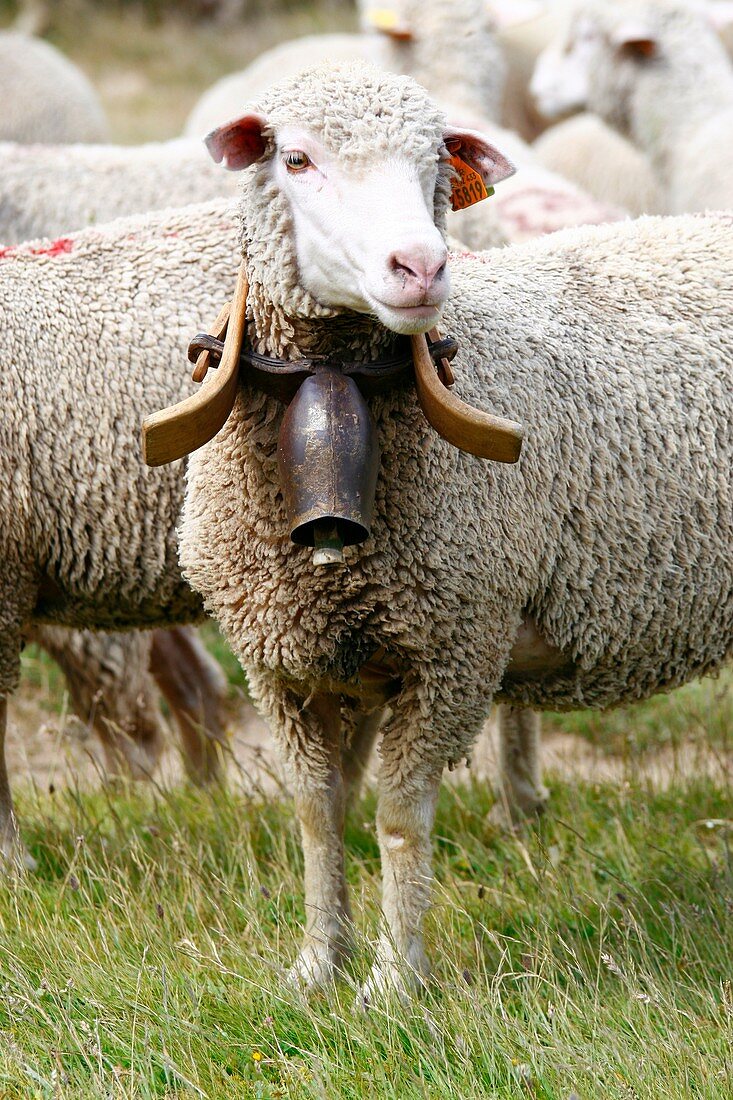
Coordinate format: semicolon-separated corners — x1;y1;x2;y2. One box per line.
0;200;238;630
0;141;238;245
446;213;733;708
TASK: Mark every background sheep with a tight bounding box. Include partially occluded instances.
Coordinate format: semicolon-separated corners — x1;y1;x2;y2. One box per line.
0;200;242;866
531;0;733;213
0;31;108;144
533;112;664;217
174;66;732;1002
0;139;238;245
184;0;625;251
0;133;236;778
31;625;229;783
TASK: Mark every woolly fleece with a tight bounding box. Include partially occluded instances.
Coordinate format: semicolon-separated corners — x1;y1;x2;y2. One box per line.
0;199;239;697
0;33;108;144
0;139;238;246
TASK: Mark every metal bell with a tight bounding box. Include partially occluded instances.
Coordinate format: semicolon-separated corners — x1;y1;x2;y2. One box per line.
277;368;380;566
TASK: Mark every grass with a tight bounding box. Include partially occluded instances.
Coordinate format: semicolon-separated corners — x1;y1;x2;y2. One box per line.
544;670;733;757
1;1;357;143
0;773;731;1098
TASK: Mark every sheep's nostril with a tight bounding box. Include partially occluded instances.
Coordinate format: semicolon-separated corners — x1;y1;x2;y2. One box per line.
389;254;420;281
388;250;447;290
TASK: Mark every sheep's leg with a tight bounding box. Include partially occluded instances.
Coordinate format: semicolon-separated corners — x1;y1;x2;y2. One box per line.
149;627;229;784
0;698;34;872
490;705;549;827
286;692;352;990
34;626;165;780
342;706;384;800
361;740;443;1006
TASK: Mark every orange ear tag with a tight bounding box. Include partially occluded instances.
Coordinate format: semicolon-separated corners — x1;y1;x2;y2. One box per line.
449;156;494;212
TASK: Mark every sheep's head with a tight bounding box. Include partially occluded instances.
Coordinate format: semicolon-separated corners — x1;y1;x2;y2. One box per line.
531;1;730;130
206;64;513;337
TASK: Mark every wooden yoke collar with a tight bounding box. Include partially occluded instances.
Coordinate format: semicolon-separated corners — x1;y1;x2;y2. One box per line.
141;260;523;468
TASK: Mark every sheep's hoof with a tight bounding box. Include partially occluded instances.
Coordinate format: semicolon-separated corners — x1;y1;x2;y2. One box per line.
358;954;427;1010
286;941;341;992
488;784;550;831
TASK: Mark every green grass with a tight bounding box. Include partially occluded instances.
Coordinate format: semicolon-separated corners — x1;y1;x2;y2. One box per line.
0;1;358;144
1;775;731;1098
544;671;733;757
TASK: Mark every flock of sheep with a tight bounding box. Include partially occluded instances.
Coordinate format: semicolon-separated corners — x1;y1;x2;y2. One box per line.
1;0;732;1003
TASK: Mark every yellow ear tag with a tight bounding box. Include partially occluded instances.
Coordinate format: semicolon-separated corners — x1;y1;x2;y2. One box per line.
365;7;413;38
366;7;399;29
449;155;494;211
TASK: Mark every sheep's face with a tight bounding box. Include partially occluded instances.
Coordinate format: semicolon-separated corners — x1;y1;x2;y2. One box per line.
271;123;450;334
531;16;601;119
205;66;514;336
531;5;663;128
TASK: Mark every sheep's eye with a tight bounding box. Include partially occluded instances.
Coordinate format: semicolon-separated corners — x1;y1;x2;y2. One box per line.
284;150;312;173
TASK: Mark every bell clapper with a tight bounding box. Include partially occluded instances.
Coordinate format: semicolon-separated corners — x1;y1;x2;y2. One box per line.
312;521;346;568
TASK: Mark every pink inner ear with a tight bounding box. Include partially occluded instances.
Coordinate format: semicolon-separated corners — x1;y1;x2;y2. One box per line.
205;113;268;171
443;127;516;187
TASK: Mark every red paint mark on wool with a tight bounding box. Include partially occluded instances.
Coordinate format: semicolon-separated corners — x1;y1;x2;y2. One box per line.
32;237;74;257
0;237;74;261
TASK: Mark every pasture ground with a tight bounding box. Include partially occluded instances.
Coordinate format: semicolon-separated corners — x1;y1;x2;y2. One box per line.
1;3;731;1096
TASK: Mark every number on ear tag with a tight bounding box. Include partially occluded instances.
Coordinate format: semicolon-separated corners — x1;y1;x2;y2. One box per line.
449;156;494;211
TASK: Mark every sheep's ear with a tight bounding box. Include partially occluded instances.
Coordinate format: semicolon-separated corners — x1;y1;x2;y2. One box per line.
443;127;516;187
205;113;268;171
611;23;658;58
362;7;413;40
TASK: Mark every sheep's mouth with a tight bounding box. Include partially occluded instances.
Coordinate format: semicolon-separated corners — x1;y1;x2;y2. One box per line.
366;292;447;335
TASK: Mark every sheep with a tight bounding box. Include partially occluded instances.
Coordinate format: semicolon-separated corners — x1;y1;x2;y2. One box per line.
0;198;241;869
530;0;733;213
0;139;238;246
30;625;229;783
182;0;624;250
184;0;506;140
533;113;664;217
0;139;236;779
0;32;108;144
166;64;733;1002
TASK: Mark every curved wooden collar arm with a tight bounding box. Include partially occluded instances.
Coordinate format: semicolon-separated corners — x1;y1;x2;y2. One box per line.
141;262;248;468
141;261;523;469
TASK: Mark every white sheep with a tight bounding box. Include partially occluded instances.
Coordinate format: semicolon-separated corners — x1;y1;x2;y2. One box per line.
0;137;236;780
0;139;238;245
0;32;108;144
533;113;664;217
0;198;242;869
168;65;732;1002
531;0;733;213
183;0;624;250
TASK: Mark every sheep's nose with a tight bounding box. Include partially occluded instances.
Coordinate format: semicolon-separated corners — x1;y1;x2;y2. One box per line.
389;246;447;293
